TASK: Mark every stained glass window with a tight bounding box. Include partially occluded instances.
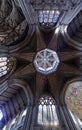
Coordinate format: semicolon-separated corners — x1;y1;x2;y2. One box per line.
38;9;60;27
0;57;15;77
38;95;59;127
65;81;82;129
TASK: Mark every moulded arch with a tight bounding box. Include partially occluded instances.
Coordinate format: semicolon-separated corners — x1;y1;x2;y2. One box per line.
60;77;82;130
8;78;33;105
0;78;33;130
8;25;35;53
37;94;60;128
60;77;82;105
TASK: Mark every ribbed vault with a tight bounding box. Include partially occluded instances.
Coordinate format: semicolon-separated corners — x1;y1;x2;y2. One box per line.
0;0;82;130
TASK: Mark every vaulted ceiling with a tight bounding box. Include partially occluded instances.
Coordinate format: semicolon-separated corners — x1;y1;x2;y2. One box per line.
0;0;82;129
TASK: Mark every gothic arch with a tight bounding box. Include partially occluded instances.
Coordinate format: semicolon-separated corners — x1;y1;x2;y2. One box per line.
60;77;82;105
61;4;82;50
30;94;60;130
1;78;33;130
8;78;33;105
0;0;35;52
60;77;82;130
8;25;35;53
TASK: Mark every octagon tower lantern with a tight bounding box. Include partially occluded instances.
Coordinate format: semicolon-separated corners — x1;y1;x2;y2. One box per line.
34;49;60;75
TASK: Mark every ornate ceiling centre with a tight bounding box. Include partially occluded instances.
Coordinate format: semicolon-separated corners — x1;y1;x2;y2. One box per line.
34;48;59;75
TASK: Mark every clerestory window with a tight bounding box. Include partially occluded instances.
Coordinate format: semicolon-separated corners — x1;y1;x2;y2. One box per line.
37;95;59;127
38;9;60;27
0;57;16;77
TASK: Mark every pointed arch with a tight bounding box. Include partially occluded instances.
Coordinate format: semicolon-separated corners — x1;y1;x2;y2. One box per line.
65;79;82;130
60;78;82;130
37;94;59;128
1;79;33;130
9;79;33;105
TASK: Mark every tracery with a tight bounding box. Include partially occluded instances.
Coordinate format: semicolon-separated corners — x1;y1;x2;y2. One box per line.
0;57;16;77
38;95;59;128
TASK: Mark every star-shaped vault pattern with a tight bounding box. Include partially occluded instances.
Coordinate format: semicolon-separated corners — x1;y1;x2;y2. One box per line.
12;27;82;100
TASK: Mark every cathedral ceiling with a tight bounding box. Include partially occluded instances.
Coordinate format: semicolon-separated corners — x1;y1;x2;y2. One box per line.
0;0;82;128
